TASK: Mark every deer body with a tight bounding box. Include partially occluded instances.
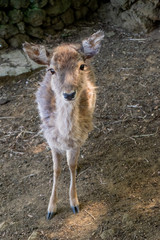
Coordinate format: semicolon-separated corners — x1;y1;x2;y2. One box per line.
23;31;104;220
37;66;96;152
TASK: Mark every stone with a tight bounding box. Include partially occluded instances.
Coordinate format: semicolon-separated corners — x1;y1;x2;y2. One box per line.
8;34;30;48
0;221;8;231
28;231;39;240
71;0;89;9
75;6;88;20
9;9;23;24
0;0;8;8
24;8;46;27
0;11;2;22
100;229;115;240
43;16;51;27
0;38;8;49
61;8;74;25
98;1;159;33
52;17;64;30
132;0;160;21
17;22;25;34
53;21;64;30
45;0;71;17
0;11;9;24
110;0;131;10
44;26;56;36
88;0;99;11
0;25;19;39
51;16;59;25
26;26;44;38
106;31;115;38
29;0;48;8
0;49;45;81
121;10;154;32
10;0;30;9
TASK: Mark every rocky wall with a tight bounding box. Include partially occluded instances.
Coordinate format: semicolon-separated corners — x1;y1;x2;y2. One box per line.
99;0;160;32
0;0;101;49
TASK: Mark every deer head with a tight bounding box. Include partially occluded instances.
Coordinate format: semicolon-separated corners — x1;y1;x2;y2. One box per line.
23;31;104;102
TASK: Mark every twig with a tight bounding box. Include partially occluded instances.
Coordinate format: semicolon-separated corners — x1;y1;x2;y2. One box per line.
30;130;43;139
0;116;16;119
124;38;146;41
129;137;137;145
77;168;89;178
131;132;157;138
85;210;96;220
127;104;142;108
11;151;24;155
23;173;37;179
111;119;129;124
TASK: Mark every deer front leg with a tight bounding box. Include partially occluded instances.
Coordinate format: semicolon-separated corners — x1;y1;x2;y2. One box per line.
67;147;80;214
47;149;61;220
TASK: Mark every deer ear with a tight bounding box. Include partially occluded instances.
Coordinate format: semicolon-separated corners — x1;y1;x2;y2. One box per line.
23;42;50;65
81;30;104;58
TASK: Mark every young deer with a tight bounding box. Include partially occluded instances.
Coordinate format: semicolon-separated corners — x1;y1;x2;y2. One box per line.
23;31;104;220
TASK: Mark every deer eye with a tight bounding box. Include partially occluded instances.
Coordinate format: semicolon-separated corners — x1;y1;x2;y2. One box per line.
48;68;55;75
80;64;86;70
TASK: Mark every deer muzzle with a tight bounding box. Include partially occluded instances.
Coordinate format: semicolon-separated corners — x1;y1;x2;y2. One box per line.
63;91;76;101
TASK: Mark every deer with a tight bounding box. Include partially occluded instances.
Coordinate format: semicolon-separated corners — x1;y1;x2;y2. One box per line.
23;30;104;220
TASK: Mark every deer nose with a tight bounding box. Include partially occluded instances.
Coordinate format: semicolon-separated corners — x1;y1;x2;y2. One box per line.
63;91;76;101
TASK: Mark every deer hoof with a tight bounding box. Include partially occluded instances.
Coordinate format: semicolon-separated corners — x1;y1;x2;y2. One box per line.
71;205;79;214
47;211;55;220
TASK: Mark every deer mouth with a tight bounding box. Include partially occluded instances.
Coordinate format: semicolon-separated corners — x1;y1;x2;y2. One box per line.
63;91;76;101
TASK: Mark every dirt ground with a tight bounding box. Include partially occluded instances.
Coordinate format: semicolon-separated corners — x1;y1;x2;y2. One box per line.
0;20;160;240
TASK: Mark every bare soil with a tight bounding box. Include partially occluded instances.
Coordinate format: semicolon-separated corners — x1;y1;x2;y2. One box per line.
0;21;160;240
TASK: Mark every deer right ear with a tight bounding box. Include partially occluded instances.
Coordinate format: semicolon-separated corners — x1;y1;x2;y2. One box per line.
81;30;104;58
23;42;50;65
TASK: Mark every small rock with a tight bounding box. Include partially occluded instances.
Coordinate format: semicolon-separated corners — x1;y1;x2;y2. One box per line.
0;98;10;105
100;229;115;240
106;31;115;38
28;231;39;240
0;221;7;231
17;22;25;34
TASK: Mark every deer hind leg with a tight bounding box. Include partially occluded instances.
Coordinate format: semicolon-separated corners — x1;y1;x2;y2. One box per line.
67;147;80;214
47;149;61;220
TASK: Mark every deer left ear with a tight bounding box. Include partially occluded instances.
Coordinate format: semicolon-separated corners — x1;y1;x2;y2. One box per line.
23;42;51;65
81;30;104;58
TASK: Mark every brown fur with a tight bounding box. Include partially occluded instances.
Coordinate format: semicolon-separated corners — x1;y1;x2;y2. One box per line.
23;30;104;219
